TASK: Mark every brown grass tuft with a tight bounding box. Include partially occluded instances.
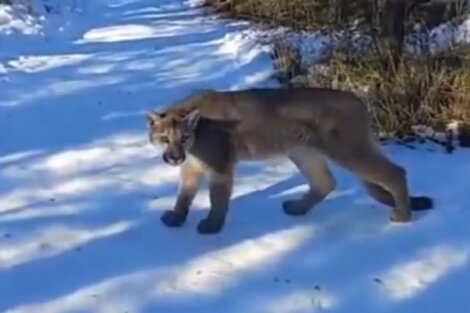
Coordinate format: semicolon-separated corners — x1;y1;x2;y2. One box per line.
203;0;470;138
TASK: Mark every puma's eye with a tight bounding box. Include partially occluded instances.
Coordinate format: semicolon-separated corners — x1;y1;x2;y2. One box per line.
159;136;170;144
181;135;190;143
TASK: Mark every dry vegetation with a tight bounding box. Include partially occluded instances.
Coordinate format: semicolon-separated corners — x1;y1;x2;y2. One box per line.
307;43;470;136
203;0;466;32
202;0;470;145
203;0;374;31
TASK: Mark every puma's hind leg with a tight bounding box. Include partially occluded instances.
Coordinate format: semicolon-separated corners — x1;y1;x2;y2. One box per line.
361;180;395;207
327;144;413;222
283;147;337;216
361;180;434;211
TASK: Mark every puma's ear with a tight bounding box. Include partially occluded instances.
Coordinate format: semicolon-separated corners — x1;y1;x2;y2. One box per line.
183;109;200;129
146;111;163;127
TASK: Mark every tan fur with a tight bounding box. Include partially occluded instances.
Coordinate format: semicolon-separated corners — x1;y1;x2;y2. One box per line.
146;87;433;234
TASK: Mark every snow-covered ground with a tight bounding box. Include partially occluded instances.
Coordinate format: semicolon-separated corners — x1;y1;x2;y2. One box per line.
1;0;470;312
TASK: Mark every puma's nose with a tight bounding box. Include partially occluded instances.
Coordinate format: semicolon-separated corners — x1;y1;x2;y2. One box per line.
163;151;185;165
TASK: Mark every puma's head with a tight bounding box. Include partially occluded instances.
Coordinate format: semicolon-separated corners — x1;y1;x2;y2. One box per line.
146;108;200;166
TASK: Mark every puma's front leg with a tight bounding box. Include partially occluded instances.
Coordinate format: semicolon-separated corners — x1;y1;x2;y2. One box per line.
161;161;203;227
197;167;233;235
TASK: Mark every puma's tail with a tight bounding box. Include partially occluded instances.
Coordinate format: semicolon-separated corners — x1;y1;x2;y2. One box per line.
410;196;434;211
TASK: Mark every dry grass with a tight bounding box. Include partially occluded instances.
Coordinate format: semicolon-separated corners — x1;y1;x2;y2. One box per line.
272;36;470;136
317;47;469;135
203;0;470;139
202;0;377;32
202;0;467;33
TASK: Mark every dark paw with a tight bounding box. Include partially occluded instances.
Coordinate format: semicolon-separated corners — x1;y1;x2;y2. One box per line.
197;218;224;235
282;199;310;216
161;210;187;228
390;209;411;223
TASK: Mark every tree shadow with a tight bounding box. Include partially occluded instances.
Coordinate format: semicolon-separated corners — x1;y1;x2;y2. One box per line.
0;159;343;310
0;0;274;155
0;149;407;312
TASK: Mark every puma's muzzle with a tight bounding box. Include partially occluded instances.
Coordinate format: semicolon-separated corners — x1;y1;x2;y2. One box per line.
162;146;186;166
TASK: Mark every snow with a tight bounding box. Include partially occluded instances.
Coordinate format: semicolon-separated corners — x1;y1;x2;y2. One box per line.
265;11;470;70
0;0;470;312
0;3;41;35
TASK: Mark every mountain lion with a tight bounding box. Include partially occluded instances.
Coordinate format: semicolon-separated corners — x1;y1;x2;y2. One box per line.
146;87;433;235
